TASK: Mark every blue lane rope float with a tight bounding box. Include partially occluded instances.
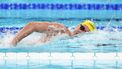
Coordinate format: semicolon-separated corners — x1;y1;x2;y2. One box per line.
0;27;22;33
0;3;122;10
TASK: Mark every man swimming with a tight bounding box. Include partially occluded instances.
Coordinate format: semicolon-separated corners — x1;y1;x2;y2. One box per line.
11;20;96;46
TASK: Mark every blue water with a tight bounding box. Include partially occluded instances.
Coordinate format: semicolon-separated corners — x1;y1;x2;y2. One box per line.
0;59;122;69
0;17;122;52
0;3;122;52
0;1;122;69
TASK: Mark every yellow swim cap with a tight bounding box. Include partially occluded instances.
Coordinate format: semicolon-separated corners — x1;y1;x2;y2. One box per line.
81;20;96;31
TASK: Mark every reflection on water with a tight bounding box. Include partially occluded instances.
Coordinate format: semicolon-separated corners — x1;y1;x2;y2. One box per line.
0;57;122;69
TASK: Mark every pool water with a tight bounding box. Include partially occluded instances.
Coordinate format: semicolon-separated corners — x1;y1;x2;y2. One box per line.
0;52;122;69
0;0;122;69
0;18;122;52
0;2;122;53
0;59;122;69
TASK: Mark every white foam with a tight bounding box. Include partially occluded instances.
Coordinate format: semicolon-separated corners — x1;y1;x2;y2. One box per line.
0;31;14;48
0;27;122;48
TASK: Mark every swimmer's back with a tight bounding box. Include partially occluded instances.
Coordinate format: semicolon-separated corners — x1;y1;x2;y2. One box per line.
28;22;66;32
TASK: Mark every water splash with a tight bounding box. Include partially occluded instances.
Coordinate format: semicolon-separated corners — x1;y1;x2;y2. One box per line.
0;31;14;48
0;27;122;49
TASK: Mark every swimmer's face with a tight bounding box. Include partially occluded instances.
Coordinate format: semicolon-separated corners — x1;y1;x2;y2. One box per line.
74;25;90;35
80;25;90;32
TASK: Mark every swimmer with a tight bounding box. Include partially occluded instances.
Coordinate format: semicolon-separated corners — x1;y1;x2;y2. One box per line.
11;22;72;46
11;20;96;46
